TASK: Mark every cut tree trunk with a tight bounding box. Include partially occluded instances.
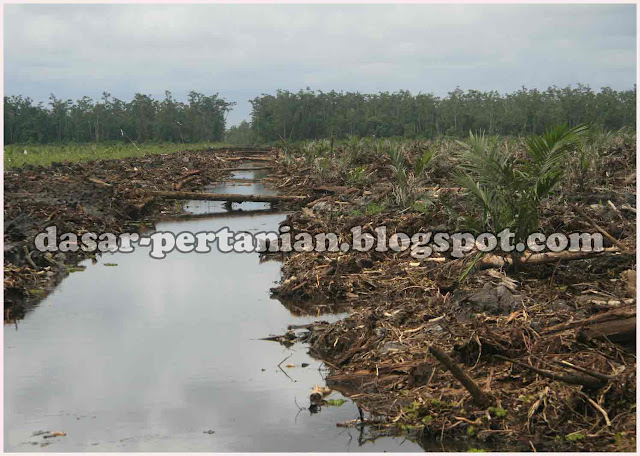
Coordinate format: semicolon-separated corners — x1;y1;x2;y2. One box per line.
544;305;636;335
577;316;636;345
148;190;307;203
478;247;619;269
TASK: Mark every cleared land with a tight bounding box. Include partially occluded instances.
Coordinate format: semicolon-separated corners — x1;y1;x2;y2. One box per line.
3;130;636;451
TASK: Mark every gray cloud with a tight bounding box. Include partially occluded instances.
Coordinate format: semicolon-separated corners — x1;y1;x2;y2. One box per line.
5;4;636;126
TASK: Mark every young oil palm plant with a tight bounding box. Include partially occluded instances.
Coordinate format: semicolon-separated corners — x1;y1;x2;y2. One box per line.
386;143;438;208
414;145;438;176
456;124;588;245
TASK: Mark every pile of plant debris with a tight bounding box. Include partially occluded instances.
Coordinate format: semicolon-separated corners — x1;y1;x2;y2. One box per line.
4;147;277;321
263;136;636;451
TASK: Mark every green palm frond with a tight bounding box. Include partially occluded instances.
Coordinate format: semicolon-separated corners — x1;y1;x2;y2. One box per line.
414;146;438;176
456;124;589;243
456;132;521;190
525;123;588;201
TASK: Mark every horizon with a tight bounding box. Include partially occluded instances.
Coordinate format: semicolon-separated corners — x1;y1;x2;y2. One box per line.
5;83;637;130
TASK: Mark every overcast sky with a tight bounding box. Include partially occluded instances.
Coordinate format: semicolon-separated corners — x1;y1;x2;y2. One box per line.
5;4;636;126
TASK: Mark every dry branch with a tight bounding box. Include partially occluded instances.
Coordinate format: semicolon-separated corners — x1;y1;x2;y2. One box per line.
428;346;493;407
86;177;112;187
575;206;630;252
179;169;201;178
553;360;614;382
176;175;199;190
495;355;606;388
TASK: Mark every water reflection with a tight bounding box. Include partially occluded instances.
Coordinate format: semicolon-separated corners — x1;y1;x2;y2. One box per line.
4;168;423;452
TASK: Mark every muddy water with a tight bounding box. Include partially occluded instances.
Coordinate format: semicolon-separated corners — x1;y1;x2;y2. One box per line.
4;166;422;452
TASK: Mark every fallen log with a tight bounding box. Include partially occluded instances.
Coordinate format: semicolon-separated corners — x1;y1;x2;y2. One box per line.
147;190;308;203
577;316;636;345
478;247;619;269
543;305;636;335
225;156;274;163
429;346;493;407
176;175;199;190
158;207;279;222
216;146;272;153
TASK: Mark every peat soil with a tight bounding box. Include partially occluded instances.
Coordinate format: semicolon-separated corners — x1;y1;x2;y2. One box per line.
3;146;284;321
261;144;637;451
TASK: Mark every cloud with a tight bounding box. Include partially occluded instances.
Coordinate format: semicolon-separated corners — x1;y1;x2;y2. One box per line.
4;4;636;126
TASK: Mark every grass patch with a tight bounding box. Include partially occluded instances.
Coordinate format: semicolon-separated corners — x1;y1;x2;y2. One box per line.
565;432;586;442
488;406;507;418
4;142;229;169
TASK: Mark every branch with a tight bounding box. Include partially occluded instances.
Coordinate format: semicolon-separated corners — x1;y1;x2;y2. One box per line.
495;355;605;388
429;346;492;407
575;206;630;253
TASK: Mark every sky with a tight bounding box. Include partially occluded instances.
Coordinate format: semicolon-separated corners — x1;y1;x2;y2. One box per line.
4;3;637;127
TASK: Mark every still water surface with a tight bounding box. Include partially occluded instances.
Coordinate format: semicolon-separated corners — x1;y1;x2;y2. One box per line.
4;167;423;452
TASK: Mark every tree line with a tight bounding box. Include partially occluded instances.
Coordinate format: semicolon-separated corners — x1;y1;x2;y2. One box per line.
249;85;636;141
5;85;636;145
4;91;235;144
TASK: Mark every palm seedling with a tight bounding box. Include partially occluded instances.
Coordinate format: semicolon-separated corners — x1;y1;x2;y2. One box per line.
455;124;588;254
386;143;439;208
571;127;613;190
344;135;366;165
414;144;438;176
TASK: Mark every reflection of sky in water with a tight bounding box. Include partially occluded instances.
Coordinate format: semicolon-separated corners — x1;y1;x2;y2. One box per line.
229;168;269;180
4;168;422;452
183;169;276;214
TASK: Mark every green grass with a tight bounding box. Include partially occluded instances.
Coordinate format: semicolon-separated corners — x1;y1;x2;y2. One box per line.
4;142;230;169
